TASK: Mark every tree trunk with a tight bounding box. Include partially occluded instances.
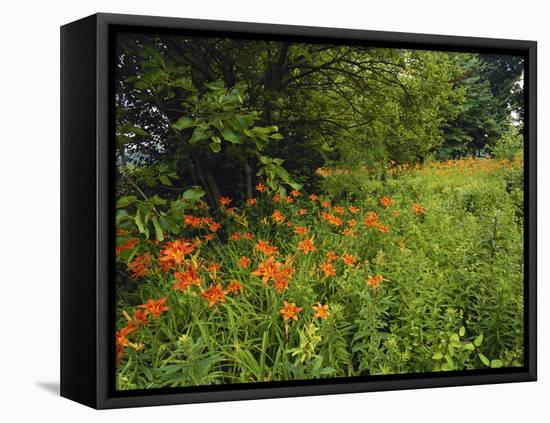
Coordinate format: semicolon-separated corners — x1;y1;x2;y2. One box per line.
243;158;253;199
273;43;290;89
202;161;222;205
263;43;290;124
189;161;199;186
192;155;216;209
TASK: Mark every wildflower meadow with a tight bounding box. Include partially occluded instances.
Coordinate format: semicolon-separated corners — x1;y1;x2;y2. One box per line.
114;33;525;389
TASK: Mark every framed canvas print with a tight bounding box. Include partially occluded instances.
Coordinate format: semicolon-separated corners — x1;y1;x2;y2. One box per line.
60;13;537;409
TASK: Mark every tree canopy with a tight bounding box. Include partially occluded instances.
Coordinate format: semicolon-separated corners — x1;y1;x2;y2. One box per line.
114;33;524;215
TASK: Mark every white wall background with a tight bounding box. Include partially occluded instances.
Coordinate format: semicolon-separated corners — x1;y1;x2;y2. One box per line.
0;0;547;420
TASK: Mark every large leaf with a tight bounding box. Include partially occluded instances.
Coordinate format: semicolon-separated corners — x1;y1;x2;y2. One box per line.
175;77;195;91
189;127;209;144
289;181;303;191
432;351;443;360
221;128;243;144
182;187;205;203
159;215;180;234
158;175;172;186
152;216;164;242
490;359;504;368
134;209;146;235
172;117;196;131
478;353;490;366
474;334;484;347
116;195;137;209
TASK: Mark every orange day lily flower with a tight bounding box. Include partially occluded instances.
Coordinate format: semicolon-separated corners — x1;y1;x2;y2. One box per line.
201;216;214;226
133;309;149;326
320;261;336;277
184;214;203;227
298;208;307;215
256;183;267;192
128;253;152;279
242;232;254;240
364;211;379;227
203;233;215;242
172;266;202;292
412;203;425;215
290;190;301;197
201;283;226;307
158;239;195;267
116;322;135;348
272;267;294;294
157;258;173;273
219;196;232;207
272;276;290;294
115;322;136;364
321;212;344;227
238;256;251;268
379;196;393;208
342;253;356;266
139;298;169;318
348;206;360;214
326;251;338;262
225;280;243;294
116;238;139;256
280;301;302;321
313;303;330;319
294;226;308;236
251;256;281;284
368;274;384;289
255;239;279;256
376;223;390;233
247;198;257;206
309;194;318;202
342;228;354;237
208;221;222;232
298;238;316;253
272;210;285;224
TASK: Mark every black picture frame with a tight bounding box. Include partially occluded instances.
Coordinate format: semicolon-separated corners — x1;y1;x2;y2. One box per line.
61;12;537;409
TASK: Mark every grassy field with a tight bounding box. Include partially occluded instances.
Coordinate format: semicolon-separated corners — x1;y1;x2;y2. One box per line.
115;157;524;389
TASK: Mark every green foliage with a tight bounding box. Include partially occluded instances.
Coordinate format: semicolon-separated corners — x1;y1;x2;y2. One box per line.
441;54;524;158
321;171;383;204
115;159;524;388
115;163;206;242
169;81;281;154
113;35;524;389
491;126;524;161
